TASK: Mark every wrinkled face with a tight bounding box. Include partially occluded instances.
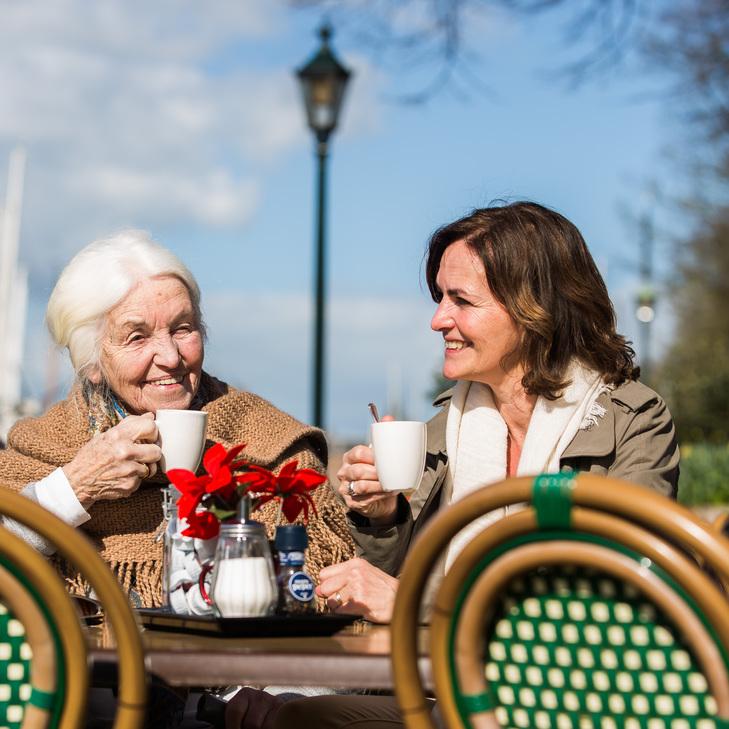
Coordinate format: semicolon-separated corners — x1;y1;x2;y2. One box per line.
94;276;204;414
430;240;522;388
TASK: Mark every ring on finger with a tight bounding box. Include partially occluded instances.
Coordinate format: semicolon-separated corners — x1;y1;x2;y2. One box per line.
332;591;343;608
347;481;356;497
140;463;151;480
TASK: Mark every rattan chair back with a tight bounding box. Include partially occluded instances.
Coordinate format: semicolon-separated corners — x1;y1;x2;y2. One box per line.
0;488;147;729
391;473;729;729
0;548;85;729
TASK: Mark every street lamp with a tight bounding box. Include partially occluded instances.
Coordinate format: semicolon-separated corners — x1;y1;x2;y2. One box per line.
635;212;656;381
296;24;352;429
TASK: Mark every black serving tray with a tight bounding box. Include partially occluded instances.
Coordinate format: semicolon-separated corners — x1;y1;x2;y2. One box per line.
136;608;361;637
72;594;104;626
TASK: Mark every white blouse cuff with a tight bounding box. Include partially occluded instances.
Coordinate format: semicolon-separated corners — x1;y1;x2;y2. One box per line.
35;467;91;527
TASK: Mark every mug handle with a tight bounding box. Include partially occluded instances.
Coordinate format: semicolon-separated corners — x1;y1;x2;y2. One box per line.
198;561;214;606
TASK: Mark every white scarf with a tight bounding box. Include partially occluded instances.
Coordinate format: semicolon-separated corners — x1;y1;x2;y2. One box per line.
443;360;608;569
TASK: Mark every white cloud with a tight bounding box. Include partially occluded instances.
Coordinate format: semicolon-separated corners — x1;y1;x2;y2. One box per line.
0;0;394;439
0;1;278;61
0;0;387;278
0;0;390;268
69;166;260;227
0;0;298;272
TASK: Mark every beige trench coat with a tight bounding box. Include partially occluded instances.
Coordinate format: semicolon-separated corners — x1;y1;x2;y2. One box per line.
349;379;680;580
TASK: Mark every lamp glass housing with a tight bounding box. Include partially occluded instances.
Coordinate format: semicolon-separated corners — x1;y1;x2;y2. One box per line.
297;26;351;140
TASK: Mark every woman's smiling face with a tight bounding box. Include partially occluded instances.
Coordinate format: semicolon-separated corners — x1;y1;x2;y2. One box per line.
430;240;522;388
94;275;204;414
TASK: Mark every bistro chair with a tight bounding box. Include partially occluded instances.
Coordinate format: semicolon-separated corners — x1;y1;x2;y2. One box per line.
0;552;85;729
709;512;729;596
391;473;729;729
0;488;147;729
712;512;729;539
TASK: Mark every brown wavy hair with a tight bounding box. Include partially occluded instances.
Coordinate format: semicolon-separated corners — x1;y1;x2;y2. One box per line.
425;201;638;399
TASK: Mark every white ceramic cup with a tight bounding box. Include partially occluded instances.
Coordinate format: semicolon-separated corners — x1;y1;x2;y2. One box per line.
370;420;427;492
155;409;208;473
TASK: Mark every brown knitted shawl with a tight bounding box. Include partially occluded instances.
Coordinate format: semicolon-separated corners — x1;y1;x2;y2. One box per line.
0;373;354;607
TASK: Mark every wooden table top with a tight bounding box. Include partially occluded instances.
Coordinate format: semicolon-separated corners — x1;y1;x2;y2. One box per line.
88;620;433;690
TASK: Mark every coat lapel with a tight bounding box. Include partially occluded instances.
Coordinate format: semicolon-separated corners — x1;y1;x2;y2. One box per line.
561;390;615;460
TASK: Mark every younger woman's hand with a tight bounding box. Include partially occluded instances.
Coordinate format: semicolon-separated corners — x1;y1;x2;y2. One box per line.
316;558;399;624
336;443;399;525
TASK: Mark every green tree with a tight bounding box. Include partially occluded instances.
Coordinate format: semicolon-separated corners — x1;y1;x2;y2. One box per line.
654;204;729;442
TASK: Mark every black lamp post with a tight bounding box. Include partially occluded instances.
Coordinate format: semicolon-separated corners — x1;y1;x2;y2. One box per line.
635;212;656;382
296;25;352;429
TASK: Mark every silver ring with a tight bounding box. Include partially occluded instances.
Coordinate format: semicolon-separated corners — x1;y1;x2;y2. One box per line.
347;481;356;497
333;591;343;607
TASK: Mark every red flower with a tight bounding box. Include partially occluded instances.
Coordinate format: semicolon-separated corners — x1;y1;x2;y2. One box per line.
201;443;248;501
249;460;326;524
203;442;247;478
167;469;211;521
169;442;325;538
181;509;220;540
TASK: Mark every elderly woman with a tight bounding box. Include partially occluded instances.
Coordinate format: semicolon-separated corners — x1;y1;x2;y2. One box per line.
272;201;680;729
0;230;354;608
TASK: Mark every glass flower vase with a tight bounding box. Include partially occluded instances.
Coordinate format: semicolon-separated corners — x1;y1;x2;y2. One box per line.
161;486;216;615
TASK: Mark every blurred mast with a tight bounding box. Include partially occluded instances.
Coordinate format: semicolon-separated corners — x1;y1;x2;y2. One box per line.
0;147;28;441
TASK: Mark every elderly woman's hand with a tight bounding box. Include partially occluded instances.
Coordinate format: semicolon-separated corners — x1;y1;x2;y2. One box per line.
336;443;399;526
62;413;161;509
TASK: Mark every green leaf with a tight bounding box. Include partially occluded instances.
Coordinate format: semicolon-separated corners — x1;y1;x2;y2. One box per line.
207;505;236;522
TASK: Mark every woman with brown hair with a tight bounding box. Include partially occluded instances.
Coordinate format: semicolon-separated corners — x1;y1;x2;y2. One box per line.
321;199;679;623
271;200;679;729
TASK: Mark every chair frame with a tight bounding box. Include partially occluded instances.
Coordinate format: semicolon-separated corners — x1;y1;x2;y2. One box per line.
0;556;83;729
712;512;729;536
0;488;147;729
391;474;729;729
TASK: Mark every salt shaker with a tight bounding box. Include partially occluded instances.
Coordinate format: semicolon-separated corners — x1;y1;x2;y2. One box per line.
208;501;278;618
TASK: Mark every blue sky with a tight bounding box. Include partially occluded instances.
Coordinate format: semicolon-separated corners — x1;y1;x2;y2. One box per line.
0;1;677;442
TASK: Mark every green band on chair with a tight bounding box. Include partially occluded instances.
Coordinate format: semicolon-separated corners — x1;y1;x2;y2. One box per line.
29;686;55;710
533;473;575;529
461;691;494;713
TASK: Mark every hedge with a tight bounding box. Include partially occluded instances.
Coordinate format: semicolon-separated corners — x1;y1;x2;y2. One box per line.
677;443;729;506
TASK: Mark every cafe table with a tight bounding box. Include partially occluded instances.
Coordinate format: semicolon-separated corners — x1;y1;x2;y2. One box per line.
87;618;433;690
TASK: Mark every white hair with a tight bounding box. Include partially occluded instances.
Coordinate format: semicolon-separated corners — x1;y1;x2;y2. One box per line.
46;230;204;380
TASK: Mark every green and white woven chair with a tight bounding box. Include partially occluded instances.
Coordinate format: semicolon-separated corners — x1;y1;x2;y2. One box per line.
391;473;729;729
0;488;147;729
0;554;84;729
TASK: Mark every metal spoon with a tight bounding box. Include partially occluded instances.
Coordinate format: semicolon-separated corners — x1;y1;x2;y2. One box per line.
368;402;381;423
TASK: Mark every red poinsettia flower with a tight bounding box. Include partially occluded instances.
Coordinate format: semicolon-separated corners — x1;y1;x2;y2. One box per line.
167;469;211;521
200;443;248;501
249;460;326;524
202;443;249;479
169;442;325;539
181;509;220;540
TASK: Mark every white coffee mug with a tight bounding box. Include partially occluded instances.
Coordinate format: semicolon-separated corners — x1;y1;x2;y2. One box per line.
155;409;208;473
370;420;427;492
